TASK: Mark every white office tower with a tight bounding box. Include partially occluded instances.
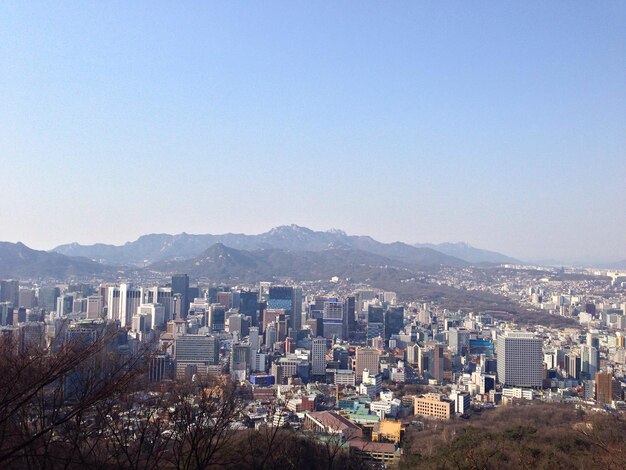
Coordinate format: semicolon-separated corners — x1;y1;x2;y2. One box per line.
449;328;470;355
311;337;327;376
253;352;267;372
496;331;543;387
137;303;166;329
107;284;142;328
249;326;260;353
143;287;174;322
580;344;599;378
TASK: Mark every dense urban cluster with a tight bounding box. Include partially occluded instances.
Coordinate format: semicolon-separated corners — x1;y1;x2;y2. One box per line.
0;265;625;468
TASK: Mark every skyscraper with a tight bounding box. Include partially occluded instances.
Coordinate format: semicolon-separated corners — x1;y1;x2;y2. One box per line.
292;287;303;333
384;306;404;339
344;296;356;339
449;328;471;355
268;286;293;329
106;284;141;327
249;326;260;353
208;304;226;332
496;331;543;387
367;304;384;342
355;347;380;383
239;290;259;326
171;274;189;319
119;284;142;328
595;371;614;404
0;280;19;307
144;287;174;322
38;286;60;313
322;299;344;339
311;337;327;377
230;342;251;380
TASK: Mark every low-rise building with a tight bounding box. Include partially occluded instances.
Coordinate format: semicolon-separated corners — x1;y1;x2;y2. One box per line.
413;393;454;420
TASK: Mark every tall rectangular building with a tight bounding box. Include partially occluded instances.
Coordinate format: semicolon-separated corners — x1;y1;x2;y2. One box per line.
355;347;380;383
322;299;344;339
0;280;19;307
344;296;356;339
268;286;293;329
496;331;543;387
311;337;327;377
171;274;189;320
239;291;259;326
384;306;404;339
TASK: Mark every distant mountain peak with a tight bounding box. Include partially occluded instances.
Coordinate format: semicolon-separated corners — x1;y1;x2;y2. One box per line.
326;228;347;236
268;224;311;234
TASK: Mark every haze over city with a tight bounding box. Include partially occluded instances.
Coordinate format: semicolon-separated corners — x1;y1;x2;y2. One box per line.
2;1;625;263
3;3;626;469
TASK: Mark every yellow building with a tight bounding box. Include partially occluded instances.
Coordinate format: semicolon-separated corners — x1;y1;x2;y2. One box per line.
372;420;405;443
413;393;454;420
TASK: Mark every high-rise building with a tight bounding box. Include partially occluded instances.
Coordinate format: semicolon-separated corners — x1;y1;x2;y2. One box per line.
189;298;210;326
239;291;259;326
322;299;344;339
496;331;543;387
433;344;444;382
106;285;141;327
249;326;260;353
292;287;303;333
258;282;271;303
595;371;614;404
208;304;226;332
137;303;166;329
171;274;189;319
263;308;284;333
344;296;356;339
384;306;404;339
38;287;60;313
367;305;384;342
226;313;249;337
311;337;327;377
56;295;74;317
268;286;293;329
406;343;419;366
143;287;174;322
18;289;36;309
355;347;380;383
119;284;142;328
449;328;471;355
86;295;103;319
0;280;19;308
230;343;250;380
217;291;233;309
564;352;581;380
174;334;220;378
0;302;14;325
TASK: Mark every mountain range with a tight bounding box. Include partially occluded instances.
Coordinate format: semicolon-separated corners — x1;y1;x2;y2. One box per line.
148;243;420;283
414;242;520;264
52;225;513;267
0;226;528;281
0;242;108;279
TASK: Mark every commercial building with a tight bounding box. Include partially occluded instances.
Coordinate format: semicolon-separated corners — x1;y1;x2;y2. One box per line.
311;337;327;376
413;393;454;420
496;331;543;387
355;347;380;383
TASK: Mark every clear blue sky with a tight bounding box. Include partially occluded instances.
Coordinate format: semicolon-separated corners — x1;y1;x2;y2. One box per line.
1;1;625;262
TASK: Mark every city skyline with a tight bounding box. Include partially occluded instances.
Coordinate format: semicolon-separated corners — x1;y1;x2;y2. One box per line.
2;2;625;262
